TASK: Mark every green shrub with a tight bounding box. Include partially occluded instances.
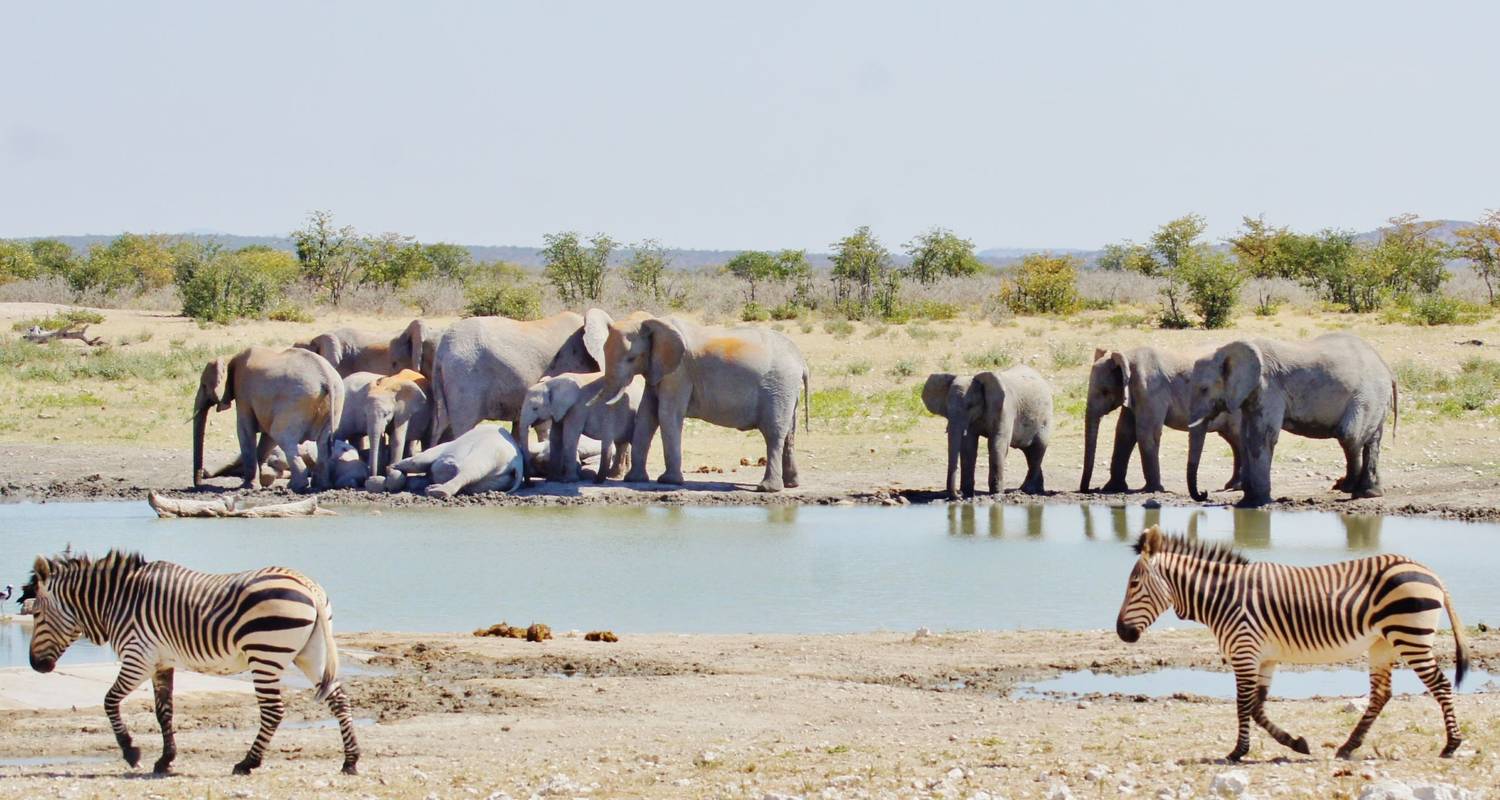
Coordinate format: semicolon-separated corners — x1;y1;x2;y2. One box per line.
464;282;543;319
1409;293;1461;326
267;305;315;323
177;248;299;323
842;360;872;376
897;299;961;321
905;324;941;342
888;358;918;378
963;347;1013;370
1049;341;1087;370
1171;249;1242;329
1000;253;1080;315
769;301;805;321
822;319;855;338
1394;359;1446;393
11;308;106;332
740;301;770;322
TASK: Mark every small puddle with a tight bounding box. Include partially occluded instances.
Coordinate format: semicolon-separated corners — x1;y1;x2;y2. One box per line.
0;755;113;768
281;717;376;731
1017;667;1500;700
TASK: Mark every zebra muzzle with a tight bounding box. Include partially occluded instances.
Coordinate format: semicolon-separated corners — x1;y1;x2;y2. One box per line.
1116;620;1140;643
30;654;56;673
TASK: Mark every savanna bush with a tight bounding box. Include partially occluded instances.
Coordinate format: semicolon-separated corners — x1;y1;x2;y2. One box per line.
1175;250;1243;329
740;301;770;322
465;282;543;319
1000;253;1080;315
176;247;299;323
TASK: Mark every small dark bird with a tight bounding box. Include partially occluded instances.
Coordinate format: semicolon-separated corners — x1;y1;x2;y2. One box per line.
0;585;12;602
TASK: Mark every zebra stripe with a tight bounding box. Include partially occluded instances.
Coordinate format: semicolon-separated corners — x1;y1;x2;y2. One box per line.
21;550;359;776
1115;526;1469;762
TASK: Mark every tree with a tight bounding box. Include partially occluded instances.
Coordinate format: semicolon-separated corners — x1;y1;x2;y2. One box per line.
360;232;432;290
830;225;897;316
29;239;77;276
624;239;670;302
1176;248;1244;329
82;233;183;295
776;249;814;307
1149;213;1208;275
542;231;614;305
904;227;983;284
725;251;779;303
1453;210;1500;305
1371;213;1448;297
292;210;363;305
1280;228;1359;306
177;245;299;323
0;240;38;283
1000;253;1080;314
423;242;474;279
1228;215;1297;314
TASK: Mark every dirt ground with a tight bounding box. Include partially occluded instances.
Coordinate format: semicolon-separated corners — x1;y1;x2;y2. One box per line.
2;629;1496;799
2;301;1499;519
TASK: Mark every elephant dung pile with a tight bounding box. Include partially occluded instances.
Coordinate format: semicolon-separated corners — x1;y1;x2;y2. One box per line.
471;621;553;642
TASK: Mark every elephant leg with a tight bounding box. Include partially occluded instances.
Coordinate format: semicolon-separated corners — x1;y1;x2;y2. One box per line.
781;424;799;489
1223;429;1244;491
1102;407;1136;493
1238;402;1283;507
1336;436;1363;495
987;435;1004;495
253;434;279;488
559;416;584;483
756;426;786;492
959;429;979;498
1020;440;1047;494
279;433;313;493
424;460;467;499
625;394;659;483
1138;424;1165;493
594;438;612;484
1354;425;1384;498
655;395;689;486
235;413;259;489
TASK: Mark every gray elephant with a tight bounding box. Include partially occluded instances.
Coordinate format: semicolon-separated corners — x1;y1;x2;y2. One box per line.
923;366;1053;499
596;313;810;492
386;426;525;498
1186;332;1397;506
1081;346;1243;494
518;372;642;483
334;372;383;453
336;369;431;487
297;320;430;378
429;310;609;442
329;439;371;489
193;347;345;492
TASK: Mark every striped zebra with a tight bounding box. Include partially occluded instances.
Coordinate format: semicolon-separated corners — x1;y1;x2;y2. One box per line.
20;550;359;775
1115;526;1468;762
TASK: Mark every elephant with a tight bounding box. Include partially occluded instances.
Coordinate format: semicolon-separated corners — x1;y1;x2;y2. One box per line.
518;372;642;483
922;366;1053;499
386;426;525;498
334;372;383;453
329;439;371;489
595;313;810;492
297;320;431;378
193;347;344;492
527;436;604;479
337;370;432;488
1186;332;1397;507
429;310;610;442
1081;346;1244;494
214;441;366;490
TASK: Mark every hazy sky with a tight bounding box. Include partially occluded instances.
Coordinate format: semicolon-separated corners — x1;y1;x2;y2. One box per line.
3;2;1497;251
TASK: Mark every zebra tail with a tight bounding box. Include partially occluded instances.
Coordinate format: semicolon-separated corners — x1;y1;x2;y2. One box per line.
312;600;340;702
1445;589;1469;689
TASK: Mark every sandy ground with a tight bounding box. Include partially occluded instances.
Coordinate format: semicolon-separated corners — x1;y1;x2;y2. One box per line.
1;629;1496;798
2;301;1499;519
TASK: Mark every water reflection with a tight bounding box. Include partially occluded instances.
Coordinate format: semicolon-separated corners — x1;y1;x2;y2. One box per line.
1233;508;1272;549
947;504;976;536
1341;514;1382;550
765;506;799;525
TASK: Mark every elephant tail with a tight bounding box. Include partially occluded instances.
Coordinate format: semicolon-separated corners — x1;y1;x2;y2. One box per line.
1390;378;1398;441
801;365;810;433
430;357;449;444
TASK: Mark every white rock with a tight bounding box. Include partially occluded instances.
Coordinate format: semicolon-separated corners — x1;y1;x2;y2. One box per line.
696;751;721;765
1342;699;1367;713
947;767;965;781
1086;765;1111;782
1358;781;1417;800
1047;781;1075;800
761;794;802;800
914;627;933;639
1210;770;1250;798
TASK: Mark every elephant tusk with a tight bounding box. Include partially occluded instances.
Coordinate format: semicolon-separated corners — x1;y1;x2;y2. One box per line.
1187;416;1206;429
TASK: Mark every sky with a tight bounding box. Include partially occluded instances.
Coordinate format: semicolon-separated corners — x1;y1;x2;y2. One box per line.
3;1;1498;251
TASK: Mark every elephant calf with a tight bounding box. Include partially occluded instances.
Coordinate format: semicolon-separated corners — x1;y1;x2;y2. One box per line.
519;372;643;483
923;366;1053;499
386;426;525;499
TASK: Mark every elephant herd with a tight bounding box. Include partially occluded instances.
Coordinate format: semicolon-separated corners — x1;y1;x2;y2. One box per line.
927;331;1397;507
191;310;811;497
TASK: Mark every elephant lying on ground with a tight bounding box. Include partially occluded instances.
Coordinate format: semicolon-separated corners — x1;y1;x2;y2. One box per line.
1187;332;1397;507
297;320;432;378
519;372;642;483
1081;346;1242;494
526;436;603;480
383;426;525;498
193;347;344;492
211;440;367;489
596;312;809;492
923;366;1053;499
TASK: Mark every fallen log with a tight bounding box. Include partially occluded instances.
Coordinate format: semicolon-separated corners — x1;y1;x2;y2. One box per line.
23;324;106;346
149;492;334;518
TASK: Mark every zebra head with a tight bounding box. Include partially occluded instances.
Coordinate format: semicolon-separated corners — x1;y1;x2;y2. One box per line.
22;555;81;673
1116;526;1173;643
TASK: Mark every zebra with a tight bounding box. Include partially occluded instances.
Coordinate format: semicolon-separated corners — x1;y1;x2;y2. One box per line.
1115;526;1469;762
20;549;360;775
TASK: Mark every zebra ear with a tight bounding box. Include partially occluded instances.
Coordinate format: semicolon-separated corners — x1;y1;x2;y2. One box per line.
1139;525;1164;555
33;556;50;581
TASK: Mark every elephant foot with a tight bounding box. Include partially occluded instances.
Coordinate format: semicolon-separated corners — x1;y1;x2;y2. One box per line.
363;476;387;493
1021;484;1045;496
623;469;650;484
425;485;455;500
1140;482;1166;494
783;477;799;489
1351;485;1384;499
656;470;685;486
755;479;784;493
1099;480;1130;494
1235;494;1271;509
1332;477;1347;492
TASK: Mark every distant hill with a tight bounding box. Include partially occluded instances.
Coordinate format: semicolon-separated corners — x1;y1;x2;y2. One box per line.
21;220;1480;272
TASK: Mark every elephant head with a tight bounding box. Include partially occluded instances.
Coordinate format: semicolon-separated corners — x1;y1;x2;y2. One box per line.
1081;349;1132;491
923;372;979;499
192;356;233;486
518;377;587;481
298;332;346;369
598;312;681;405
394;319;437;377
1186;341;1262;500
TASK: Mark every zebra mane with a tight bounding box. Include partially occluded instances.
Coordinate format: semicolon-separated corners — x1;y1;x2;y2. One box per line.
21;549;147;604
1133;531;1249;565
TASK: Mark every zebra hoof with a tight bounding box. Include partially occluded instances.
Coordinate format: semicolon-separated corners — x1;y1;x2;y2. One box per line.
152;760;173;776
1335;745;1357;760
1224;748;1247;763
1441;738;1462;758
341;761;359;775
122;744;141;768
1292;737;1311;755
232;758;258;775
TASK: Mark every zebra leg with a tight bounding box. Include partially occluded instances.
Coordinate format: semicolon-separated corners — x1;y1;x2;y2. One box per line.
103;657;151;768
151;668;177;774
1337;645;1396;759
1251;663;1311;755
1227;667;1257;761
1407;650;1464;757
325;685;361;775
235;678;285;775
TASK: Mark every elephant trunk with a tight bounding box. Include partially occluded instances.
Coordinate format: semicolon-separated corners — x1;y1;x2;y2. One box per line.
1081;407;1101;492
192;384;213;487
1187;423;1208;502
945;417;964;500
516;411;536;483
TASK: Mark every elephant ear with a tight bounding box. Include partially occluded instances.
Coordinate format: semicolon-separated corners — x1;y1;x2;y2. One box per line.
310;333;344;369
582;308;612;370
973;371;1006;426
922;373;956;416
1220;340;1264;410
200;356;232;412
400;319;427;373
1110;351;1133;409
548;380;577;424
643;319;685;384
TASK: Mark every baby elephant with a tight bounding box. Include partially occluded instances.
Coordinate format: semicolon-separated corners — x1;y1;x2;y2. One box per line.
923;365;1053;499
518;372;642;483
385;426;525;498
